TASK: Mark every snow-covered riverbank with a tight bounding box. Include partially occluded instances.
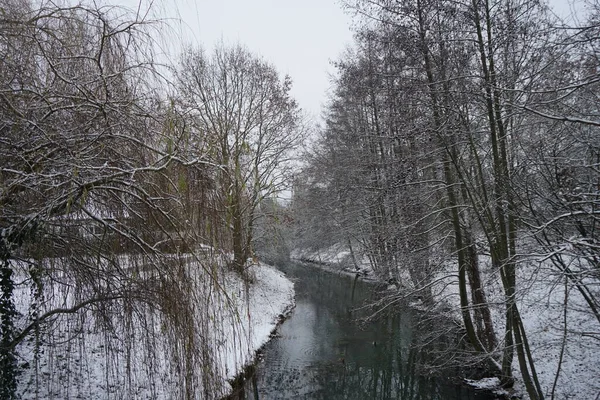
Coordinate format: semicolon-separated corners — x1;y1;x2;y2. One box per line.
218;263;296;387
433;255;600;399
291;245;374;278
292;244;600;400
15;260;294;399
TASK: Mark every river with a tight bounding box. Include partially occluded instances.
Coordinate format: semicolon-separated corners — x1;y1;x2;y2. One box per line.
242;261;501;399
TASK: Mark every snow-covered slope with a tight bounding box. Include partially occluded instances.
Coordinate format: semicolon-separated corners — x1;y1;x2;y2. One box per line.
293;242;600;399
15;260;294;399
433;255;600;399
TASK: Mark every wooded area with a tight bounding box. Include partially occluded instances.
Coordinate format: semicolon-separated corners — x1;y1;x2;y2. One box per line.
291;1;599;398
0;1;302;397
1;0;599;398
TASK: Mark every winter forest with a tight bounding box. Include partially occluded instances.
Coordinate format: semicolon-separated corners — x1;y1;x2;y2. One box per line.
0;0;599;399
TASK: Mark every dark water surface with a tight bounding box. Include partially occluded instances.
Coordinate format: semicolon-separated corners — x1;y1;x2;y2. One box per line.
243;262;500;400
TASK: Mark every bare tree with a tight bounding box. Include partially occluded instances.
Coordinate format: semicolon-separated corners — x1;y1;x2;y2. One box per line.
299;0;597;397
0;1;229;397
175;44;304;276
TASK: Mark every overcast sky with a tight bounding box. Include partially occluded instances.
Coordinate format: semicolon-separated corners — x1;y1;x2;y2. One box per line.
165;0;354;122
151;0;583;124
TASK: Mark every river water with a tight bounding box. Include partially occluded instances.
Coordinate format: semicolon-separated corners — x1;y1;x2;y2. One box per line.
242;262;501;399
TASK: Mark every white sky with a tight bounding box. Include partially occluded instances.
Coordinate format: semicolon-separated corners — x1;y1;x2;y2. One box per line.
143;0;584;124
163;0;354;122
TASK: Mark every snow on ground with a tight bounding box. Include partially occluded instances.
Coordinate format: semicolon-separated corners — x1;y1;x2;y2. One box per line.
219;262;296;383
14;257;294;399
512;258;600;400
431;253;600;399
465;377;502;390
291;243;353;265
291;244;373;276
294;241;600;399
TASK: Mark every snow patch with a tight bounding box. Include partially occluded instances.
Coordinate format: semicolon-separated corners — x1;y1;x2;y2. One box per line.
431;251;600;399
14;257;295;399
464;376;501;390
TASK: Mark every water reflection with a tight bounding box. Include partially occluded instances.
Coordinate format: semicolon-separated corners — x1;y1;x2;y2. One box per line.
243;262;499;400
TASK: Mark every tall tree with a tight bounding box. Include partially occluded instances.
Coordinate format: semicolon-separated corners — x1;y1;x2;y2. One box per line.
175;44;304;276
299;0;594;396
0;1;224;396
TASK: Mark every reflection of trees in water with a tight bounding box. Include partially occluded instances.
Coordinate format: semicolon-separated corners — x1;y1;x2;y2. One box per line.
244;263;494;399
301;322;480;399
250;344;481;399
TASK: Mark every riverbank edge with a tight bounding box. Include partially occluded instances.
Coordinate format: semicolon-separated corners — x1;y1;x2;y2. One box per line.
291;255;377;282
289;255;514;399
223;285;297;400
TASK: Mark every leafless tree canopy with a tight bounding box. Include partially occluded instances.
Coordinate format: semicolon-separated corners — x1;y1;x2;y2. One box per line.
0;1;303;398
292;0;600;398
175;44;304;275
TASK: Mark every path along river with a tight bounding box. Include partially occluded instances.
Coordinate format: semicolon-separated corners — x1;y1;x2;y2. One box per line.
242;261;501;399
